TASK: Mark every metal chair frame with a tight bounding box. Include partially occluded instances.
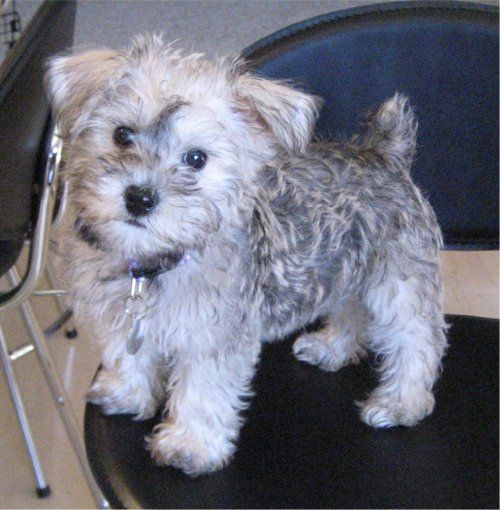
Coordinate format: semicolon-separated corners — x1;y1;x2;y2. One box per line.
0;127;109;508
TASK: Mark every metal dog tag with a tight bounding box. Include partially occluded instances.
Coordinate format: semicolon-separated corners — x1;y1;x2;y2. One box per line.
127;317;143;355
125;276;148;355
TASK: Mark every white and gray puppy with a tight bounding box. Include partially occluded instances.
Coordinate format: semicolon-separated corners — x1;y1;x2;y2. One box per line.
46;36;447;476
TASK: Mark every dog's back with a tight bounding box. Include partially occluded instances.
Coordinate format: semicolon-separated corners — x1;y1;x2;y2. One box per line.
250;95;441;340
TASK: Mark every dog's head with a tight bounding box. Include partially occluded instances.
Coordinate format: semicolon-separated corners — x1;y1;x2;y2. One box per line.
46;35;320;260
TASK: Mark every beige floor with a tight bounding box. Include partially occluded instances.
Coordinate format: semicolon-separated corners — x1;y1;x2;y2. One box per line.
0;250;498;509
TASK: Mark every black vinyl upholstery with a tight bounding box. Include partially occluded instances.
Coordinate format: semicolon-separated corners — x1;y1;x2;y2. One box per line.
242;1;499;250
85;315;499;509
0;0;76;277
84;2;499;508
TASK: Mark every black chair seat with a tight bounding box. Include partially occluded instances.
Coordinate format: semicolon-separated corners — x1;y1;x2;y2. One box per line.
242;0;498;250
85;315;499;509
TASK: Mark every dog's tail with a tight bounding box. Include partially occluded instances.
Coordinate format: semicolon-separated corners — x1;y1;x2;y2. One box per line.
362;93;417;172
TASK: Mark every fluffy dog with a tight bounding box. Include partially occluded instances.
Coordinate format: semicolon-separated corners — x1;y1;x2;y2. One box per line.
46;36;447;476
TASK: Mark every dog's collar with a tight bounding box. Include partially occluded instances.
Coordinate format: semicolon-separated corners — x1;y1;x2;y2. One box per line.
127;251;190;280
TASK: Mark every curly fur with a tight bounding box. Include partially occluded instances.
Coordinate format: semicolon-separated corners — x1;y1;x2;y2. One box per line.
46;35;447;476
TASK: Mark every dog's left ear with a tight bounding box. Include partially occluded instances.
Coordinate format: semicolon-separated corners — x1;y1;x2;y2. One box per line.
45;49;121;138
234;74;322;154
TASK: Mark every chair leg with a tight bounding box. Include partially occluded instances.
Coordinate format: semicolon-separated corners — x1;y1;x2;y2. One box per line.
44;262;78;339
7;267;109;509
0;321;51;498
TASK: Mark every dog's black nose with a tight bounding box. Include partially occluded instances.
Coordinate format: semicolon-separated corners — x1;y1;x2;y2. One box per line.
124;185;158;217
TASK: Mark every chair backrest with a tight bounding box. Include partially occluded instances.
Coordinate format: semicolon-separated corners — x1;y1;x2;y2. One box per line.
242;1;499;250
0;0;76;275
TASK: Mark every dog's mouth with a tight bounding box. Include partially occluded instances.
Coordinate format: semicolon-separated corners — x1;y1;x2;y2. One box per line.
125;219;146;228
75;210;194;266
75;216;146;245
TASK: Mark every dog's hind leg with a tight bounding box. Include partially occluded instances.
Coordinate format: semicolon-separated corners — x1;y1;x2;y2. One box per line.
293;299;368;372
358;269;447;428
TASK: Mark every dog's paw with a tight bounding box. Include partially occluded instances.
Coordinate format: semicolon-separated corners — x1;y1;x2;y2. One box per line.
293;332;367;372
87;369;158;420
147;421;235;476
357;388;435;428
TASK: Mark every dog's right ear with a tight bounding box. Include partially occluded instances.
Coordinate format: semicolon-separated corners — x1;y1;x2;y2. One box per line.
233;72;321;155
45;49;121;138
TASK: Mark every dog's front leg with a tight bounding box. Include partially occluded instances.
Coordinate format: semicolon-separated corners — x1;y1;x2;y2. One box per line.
148;337;260;476
87;330;164;420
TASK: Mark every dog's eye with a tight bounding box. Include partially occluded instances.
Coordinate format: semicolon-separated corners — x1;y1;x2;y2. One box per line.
113;126;135;146
184;149;207;170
